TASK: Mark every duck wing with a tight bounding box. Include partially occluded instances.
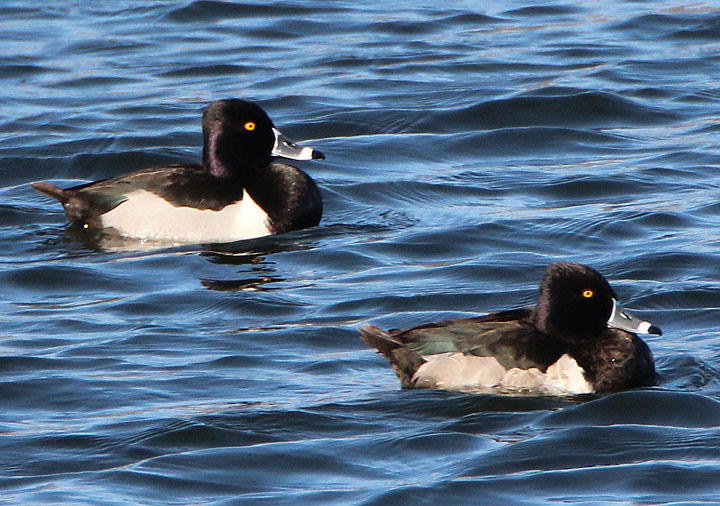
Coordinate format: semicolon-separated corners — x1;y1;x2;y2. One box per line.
33;164;238;226
361;308;566;386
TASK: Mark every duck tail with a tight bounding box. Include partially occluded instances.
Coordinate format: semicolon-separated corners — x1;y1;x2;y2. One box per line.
31;182;71;204
360;324;423;387
359;324;401;359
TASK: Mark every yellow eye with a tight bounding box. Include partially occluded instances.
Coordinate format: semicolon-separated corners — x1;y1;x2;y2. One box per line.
244;121;256;131
582;290;594;298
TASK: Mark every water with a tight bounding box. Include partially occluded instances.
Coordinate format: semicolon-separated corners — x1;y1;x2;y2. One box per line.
2;0;720;503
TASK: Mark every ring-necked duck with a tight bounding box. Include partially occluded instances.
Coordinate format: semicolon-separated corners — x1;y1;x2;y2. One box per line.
360;262;661;395
32;99;325;243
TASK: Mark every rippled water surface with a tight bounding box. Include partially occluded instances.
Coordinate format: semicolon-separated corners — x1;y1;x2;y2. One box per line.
3;0;720;503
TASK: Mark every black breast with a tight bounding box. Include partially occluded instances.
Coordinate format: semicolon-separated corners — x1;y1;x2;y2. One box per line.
244;162;322;234
571;331;656;393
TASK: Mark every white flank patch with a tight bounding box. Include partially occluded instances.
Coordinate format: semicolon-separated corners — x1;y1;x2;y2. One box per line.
543;354;593;395
100;189;272;242
412;353;593;395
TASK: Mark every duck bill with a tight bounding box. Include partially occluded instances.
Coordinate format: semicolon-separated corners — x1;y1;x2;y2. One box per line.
271;128;324;160
607;299;662;335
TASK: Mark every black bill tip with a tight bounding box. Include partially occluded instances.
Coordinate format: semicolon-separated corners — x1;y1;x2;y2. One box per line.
648;325;662;336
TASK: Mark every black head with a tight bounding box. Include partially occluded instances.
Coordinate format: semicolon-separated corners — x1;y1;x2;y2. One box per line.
202;99;276;177
534;262;617;340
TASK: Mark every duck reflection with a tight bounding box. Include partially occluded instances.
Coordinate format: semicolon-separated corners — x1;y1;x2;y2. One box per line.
199;275;284;292
63;223;318;292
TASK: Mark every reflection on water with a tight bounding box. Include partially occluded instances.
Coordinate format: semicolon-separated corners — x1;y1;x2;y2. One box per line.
200;275;285;292
3;0;720;503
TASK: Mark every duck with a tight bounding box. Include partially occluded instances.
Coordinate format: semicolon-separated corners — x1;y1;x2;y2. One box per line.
31;99;325;243
360;262;661;395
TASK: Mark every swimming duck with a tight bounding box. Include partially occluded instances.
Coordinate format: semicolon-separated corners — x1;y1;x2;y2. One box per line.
31;99;325;243
360;262;661;395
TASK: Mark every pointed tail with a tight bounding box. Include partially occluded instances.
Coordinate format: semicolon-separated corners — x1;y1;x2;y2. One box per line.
360;324;424;388
359;324;402;360
31;182;71;204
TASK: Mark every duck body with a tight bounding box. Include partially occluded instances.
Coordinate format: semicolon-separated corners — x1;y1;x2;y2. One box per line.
32;99;324;243
361;263;660;395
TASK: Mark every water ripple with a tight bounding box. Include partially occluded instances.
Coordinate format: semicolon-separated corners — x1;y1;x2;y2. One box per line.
2;0;720;503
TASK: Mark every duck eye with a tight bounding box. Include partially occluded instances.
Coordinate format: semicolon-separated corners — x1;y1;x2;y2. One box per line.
582;289;594;298
244;121;256;131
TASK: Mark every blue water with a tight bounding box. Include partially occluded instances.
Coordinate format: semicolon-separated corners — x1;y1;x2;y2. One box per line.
2;0;720;503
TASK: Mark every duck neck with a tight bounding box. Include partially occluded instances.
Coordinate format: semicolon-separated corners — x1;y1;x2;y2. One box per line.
542;322;600;347
534;297;606;344
202;123;270;178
